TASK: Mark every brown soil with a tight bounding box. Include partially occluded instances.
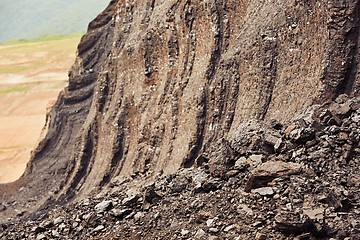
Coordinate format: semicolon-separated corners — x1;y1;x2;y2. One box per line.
0;89;64;183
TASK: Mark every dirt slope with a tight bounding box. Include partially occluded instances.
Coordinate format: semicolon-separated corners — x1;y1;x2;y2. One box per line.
0;0;360;232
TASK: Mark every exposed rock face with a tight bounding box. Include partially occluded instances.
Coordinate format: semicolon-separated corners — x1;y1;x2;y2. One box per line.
1;0;360;226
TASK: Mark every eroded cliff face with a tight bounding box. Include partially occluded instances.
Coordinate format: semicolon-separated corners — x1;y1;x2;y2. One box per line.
1;0;360;218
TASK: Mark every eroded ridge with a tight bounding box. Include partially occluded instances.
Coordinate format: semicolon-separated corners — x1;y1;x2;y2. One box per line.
1;0;360;221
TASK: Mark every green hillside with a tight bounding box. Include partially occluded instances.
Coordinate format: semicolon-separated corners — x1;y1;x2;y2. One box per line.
0;0;109;43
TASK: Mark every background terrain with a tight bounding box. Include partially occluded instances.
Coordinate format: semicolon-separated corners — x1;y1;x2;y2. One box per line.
0;0;109;43
0;0;110;182
0;35;80;183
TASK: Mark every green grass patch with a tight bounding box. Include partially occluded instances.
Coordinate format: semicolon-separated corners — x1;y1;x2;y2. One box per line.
4;32;83;45
0;86;28;94
0;33;81;77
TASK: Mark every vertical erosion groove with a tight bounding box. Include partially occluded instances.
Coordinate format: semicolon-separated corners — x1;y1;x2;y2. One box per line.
141;0;156;26
99;119;125;188
344;0;360;96
58;124;98;202
257;37;278;120
182;89;207;168
321;1;360;100
205;0;224;83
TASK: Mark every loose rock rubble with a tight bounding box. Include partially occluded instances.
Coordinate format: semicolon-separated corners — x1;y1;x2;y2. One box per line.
1;96;360;239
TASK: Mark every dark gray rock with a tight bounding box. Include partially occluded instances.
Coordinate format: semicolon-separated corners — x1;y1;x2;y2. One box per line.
275;213;315;236
39;220;54;229
33;226;46;234
202;178;223;193
143;184;162;204
0;205;6;212
229;120;281;154
122;190;141;206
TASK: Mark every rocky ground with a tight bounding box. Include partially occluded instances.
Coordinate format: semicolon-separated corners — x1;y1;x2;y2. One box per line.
1;94;359;239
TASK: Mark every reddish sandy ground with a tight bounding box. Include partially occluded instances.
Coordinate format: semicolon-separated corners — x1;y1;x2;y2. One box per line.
0;37;80;183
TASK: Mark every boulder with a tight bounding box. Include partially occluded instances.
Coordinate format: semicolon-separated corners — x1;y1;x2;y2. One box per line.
245;161;302;191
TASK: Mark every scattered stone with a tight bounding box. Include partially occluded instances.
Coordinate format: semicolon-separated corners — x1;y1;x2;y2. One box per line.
36;234;46;240
39;220;54;228
248;154;263;166
0;205;6;212
330;101;352;119
33;226;46;234
53;216;64;225
295;233;311;240
264;131;282;151
303;208;324;221
209;227;219;233
253;221;263;227
192;170;208;190
122;195;140;206
225;169;240;178
202;178;222;192
111;208;132;218
93;225;105;232
255;232;267;240
195;211;212;224
180;229;190;236
82;198;91;206
275;213;315;235
142;202;151;211
81;213;92;221
58;223;66;230
245;161;302;191
143;183;162;204
206;138;238;176
229;120;281;154
252;187;274;196
208;236;219;240
206;218;216;228
238;204;254;216
194;229;206;239
94;200;113;213
234;157;247;168
51;230;60;238
169;175;189;193
335;94;349;104
133;212;144;221
224;224;235;232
